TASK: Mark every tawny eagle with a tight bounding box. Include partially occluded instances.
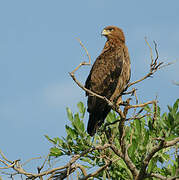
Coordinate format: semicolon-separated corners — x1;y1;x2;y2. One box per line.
85;26;131;136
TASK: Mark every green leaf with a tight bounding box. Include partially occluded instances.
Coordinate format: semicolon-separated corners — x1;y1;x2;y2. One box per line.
72;113;85;135
173;99;179;114
74;113;80;125
147;157;157;173
157;105;161;116
44;135;57;145
128;139;138;159
117;159;133;179
65;125;77;139
135;119;141;134
168;113;174;127
166;134;177;141
161;112;167;121
106;111;116;123
176;112;179;122
148;119;153;131
167;105;172;112
79;120;85;133
56;137;64;146
50;147;64;157
144;105;151;112
77;102;86;118
44;134;50;141
143;130;149;146
66;107;73;121
102;171;106;180
171;164;176;176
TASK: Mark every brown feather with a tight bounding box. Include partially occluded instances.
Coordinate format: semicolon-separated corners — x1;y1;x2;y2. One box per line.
85;26;131;136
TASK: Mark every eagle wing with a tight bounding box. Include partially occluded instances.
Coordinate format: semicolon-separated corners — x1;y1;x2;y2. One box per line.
85;48;124;102
85;45;129;136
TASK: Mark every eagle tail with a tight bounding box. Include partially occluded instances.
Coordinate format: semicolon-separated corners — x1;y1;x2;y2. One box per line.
87;113;99;136
87;106;111;136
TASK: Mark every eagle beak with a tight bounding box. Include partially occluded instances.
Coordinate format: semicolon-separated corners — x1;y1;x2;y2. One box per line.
101;29;110;36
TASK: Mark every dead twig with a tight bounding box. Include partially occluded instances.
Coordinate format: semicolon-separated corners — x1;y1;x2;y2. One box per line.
126;100;157;109
80;161;111;180
0;150;13;164
127;39;173;89
71;39;91;75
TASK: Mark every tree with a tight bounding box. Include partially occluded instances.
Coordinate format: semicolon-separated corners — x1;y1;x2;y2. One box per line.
0;40;178;180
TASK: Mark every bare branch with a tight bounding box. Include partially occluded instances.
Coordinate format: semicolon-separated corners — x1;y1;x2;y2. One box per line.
159;60;177;70
145;37;154;62
0;150;13;164
22;157;42;167
77;38;91;65
0;143;112;179
80;161;111;180
75;164;87;177
153;40;159;67
37;154;49;177
127;39;174;89
149;173;179;180
51;163;87;180
71;39;91;75
165;137;179;147
127;100;156;109
70;72;113;107
0;159;16;170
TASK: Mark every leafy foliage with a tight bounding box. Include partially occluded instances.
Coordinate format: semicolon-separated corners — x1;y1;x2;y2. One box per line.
45;99;179;179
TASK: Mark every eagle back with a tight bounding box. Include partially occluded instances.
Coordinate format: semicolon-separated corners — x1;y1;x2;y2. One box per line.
85;41;128;100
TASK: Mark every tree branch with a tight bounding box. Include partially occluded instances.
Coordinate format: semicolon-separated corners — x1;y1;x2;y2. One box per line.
0;144;112;179
149;173;179;180
127;39;173;89
80;161;111;180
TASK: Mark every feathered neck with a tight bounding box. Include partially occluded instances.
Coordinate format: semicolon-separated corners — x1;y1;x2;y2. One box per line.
102;38;124;53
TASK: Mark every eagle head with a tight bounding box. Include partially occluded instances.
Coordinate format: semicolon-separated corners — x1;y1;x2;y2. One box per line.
102;26;125;43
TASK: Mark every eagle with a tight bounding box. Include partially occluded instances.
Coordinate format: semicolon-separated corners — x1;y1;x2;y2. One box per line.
85;26;131;136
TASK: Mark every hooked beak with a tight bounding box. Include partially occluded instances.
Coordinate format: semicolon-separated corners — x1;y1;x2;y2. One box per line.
101;29;110;36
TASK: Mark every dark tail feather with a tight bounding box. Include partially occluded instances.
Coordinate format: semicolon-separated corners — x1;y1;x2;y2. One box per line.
87;113;99;136
87;106;111;136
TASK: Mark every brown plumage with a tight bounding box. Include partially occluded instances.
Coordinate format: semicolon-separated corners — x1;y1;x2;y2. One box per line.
85;26;131;136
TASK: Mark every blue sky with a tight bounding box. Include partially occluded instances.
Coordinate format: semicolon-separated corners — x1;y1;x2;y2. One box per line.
0;0;178;175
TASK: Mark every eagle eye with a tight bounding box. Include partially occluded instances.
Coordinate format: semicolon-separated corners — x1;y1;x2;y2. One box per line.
108;28;114;31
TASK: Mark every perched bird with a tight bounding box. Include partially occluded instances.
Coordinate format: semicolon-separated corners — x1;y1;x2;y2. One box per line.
85;26;131;136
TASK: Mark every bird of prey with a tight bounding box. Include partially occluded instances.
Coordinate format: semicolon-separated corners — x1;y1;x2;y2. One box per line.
85;26;131;136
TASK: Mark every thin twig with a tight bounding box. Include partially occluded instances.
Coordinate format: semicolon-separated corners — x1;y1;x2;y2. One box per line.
145;37;154;65
148;173;179;180
71;39;91;75
22;157;42;167
80;161;111;180
0;150;13;164
127;39;170;89
126;100;157;109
